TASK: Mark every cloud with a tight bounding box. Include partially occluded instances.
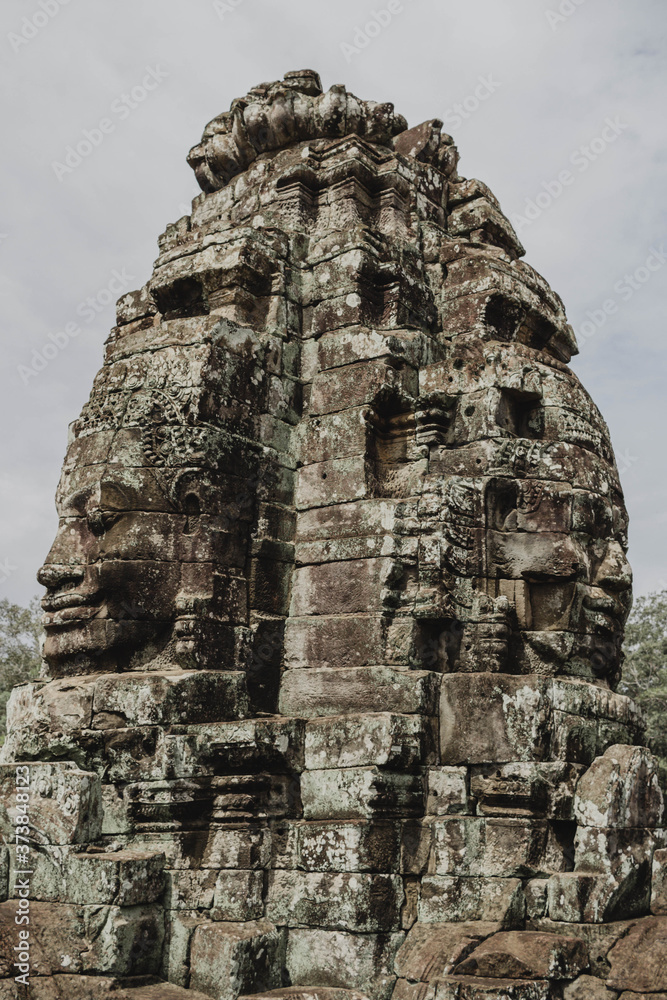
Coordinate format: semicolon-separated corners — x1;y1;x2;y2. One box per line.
0;0;665;601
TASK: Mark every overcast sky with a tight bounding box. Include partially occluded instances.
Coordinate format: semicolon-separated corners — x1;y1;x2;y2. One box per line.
1;0;665;608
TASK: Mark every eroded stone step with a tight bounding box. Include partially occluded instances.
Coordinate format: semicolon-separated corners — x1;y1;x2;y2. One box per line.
123;985;215;1000
452;930;588;979
238;990;370;1000
423;978;552;999
0;977;212;1000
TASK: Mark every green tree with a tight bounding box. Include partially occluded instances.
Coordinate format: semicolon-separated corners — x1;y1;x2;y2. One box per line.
0;596;43;738
620;589;667;785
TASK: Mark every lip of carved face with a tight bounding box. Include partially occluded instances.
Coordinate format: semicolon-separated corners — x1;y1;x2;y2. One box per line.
41;590;103;626
581;591;625;635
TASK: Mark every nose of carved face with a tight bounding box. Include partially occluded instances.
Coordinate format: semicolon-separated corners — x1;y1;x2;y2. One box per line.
37;561;84;591
593;539;633;596
38;512;101;611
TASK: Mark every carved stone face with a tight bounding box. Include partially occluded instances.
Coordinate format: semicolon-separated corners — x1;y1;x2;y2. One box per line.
426;341;632;682
38;462;184;671
484;476;632;670
36;318;264;676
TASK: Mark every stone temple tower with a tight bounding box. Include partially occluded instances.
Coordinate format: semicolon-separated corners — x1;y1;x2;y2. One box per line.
1;70;666;998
